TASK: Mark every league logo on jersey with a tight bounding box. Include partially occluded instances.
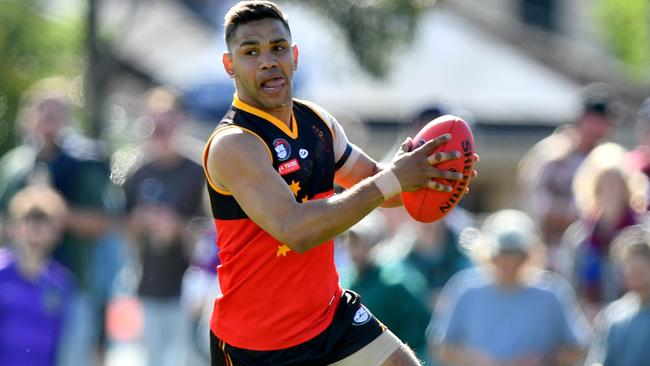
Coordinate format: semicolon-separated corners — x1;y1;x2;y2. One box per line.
299;148;309;159
352;305;372;326
273;138;291;161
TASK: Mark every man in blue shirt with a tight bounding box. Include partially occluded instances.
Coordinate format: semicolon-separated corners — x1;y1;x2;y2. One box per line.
429;210;590;366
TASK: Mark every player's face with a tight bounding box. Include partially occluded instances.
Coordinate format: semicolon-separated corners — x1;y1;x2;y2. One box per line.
223;19;298;110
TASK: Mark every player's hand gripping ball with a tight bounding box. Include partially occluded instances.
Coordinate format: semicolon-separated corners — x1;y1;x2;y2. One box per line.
401;115;476;223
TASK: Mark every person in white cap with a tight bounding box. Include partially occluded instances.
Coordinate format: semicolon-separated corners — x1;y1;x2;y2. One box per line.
428;209;590;366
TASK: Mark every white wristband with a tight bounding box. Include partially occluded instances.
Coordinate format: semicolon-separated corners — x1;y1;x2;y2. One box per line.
374;169;402;200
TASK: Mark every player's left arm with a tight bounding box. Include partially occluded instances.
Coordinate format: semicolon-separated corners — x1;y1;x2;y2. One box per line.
309;102;475;207
303;102;404;207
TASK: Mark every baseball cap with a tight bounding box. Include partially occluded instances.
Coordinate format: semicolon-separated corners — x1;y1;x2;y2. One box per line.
481;210;537;256
581;82;616;118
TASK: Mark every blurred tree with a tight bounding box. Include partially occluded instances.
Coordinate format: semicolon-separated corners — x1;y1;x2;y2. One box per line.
595;0;650;80
0;0;83;155
296;0;436;78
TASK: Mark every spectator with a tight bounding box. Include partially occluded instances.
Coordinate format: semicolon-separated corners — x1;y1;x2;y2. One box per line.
518;83;617;269
0;77;115;366
0;185;74;366
625;97;650;208
379;106;448;169
391;216;473;310
561;143;647;319
181;224;221;362
430;209;590;366
122;87;205;366
585;225;650;366
340;211;431;363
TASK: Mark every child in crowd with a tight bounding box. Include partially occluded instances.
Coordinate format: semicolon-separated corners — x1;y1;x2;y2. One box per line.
0;185;74;366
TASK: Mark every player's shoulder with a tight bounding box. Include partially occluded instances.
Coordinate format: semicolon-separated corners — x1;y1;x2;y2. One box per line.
208;124;272;165
293;98;336;125
212;107;261;140
212;124;262;146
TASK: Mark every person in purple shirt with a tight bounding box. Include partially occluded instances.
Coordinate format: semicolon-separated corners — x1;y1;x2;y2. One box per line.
0;185;74;366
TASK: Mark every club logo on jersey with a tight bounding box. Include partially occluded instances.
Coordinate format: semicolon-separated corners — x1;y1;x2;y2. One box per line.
278;158;301;176
299;148;309;159
273;138;291;161
352;305;372;326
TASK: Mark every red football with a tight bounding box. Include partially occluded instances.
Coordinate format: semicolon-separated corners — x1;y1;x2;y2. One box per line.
401;115;476;223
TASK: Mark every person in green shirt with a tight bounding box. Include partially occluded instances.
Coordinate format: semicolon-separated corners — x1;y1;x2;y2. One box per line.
341;211;432;363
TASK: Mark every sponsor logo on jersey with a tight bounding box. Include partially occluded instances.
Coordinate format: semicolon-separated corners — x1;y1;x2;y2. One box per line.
273;138;291;161
352;305;372;326
299;148;309;159
278;158;301;176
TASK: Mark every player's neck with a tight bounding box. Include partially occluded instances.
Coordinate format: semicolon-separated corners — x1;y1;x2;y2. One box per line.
267;105;292;127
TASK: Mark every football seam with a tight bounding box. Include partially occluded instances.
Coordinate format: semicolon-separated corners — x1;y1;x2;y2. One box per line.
418;119;456;221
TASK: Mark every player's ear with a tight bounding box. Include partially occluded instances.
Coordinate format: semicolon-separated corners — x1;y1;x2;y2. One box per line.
222;52;235;78
292;44;299;71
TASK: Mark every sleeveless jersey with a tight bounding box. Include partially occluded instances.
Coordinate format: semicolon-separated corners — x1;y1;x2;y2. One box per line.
203;96;355;350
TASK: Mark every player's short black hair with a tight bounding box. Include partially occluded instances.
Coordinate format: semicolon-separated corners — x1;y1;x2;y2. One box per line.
224;1;291;50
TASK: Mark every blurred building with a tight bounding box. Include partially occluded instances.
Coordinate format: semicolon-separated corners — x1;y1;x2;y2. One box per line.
92;0;644;212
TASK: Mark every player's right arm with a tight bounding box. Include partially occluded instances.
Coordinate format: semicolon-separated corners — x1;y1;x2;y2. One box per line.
207;128;460;253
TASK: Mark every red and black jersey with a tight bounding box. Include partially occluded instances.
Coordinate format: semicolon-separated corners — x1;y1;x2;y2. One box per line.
203;95;355;350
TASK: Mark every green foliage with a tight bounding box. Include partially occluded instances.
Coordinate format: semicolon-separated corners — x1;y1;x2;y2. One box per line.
0;0;83;154
295;0;434;78
595;0;650;79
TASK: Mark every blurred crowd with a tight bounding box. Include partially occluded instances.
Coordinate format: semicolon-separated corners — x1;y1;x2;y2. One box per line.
1;77;650;366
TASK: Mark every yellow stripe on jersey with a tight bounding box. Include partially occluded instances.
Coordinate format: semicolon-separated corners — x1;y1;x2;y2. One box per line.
202;125;274;196
293;98;336;141
233;94;298;139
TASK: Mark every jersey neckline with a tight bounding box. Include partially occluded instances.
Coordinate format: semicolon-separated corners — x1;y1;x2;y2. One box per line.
233;94;298;139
